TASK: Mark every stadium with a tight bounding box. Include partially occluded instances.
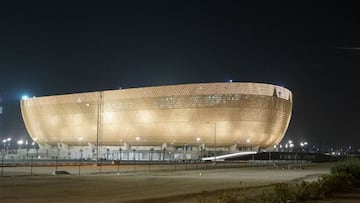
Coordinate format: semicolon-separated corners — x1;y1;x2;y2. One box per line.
20;82;293;161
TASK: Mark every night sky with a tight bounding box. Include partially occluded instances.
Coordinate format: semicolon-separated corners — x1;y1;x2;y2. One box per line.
0;0;359;149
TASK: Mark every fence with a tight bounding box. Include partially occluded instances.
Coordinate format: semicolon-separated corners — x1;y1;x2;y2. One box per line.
1;155;309;177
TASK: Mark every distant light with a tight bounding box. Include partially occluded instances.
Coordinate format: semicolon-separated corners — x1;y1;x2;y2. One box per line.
196;137;201;142
7;138;11;141
17;140;24;145
136;137;140;141
246;138;250;143
229;80;233;83
22;95;29;100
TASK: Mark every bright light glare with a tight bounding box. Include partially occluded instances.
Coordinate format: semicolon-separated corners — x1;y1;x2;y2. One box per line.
22;95;29;100
17;140;24;145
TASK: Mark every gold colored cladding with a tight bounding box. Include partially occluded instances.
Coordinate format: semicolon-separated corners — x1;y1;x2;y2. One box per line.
20;83;292;148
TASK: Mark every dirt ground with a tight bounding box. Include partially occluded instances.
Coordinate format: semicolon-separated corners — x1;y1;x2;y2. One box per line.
0;163;335;202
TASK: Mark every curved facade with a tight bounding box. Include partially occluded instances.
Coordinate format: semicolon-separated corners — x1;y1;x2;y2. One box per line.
20;82;292;150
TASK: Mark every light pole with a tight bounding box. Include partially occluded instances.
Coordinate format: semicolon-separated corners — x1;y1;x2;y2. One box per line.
2;139;7;154
119;148;122;161
6;138;11;153
96;91;103;165
1;153;4;176
214;123;217;165
162;148;166;161
246;138;251;151
26;140;29;158
17;140;23;155
196;137;201;160
150;148;153;161
300;141;308;152
288;140;294;152
106;148;110;160
207;122;217;164
135;136;140;160
205;121;217;163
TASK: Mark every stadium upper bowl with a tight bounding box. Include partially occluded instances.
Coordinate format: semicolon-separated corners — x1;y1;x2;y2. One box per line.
20;82;292;149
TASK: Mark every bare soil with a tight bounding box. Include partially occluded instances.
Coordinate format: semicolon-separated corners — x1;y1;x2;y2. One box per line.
0;163;336;202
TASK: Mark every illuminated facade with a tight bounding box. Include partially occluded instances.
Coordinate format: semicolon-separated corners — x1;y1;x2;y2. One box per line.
20;82;292;160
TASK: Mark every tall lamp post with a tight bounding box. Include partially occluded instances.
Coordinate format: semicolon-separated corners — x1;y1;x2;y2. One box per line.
196;137;201;159
215;123;217;165
300;141;308;152
288;140;294;152
2;139;6;154
5;138;11;153
25;140;29;157
96;91;103;165
246;138;251;151
17;140;24;155
205;122;217;164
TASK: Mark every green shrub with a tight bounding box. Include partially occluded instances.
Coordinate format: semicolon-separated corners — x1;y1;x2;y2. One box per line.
330;158;360;186
214;159;360;202
271;183;297;203
268;173;353;202
295;180;324;201
320;173;352;194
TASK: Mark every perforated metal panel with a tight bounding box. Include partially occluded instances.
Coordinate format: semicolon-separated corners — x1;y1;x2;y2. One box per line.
20;82;292;148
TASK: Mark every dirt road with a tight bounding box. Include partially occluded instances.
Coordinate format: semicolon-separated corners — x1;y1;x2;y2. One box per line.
0;163;333;202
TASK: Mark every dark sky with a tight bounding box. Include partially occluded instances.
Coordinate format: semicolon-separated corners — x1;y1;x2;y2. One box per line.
0;0;359;149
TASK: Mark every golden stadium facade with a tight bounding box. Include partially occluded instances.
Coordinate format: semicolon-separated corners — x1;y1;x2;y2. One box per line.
20;82;292;160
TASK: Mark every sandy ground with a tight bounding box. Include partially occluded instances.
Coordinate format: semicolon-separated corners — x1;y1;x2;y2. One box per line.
0;163;334;203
